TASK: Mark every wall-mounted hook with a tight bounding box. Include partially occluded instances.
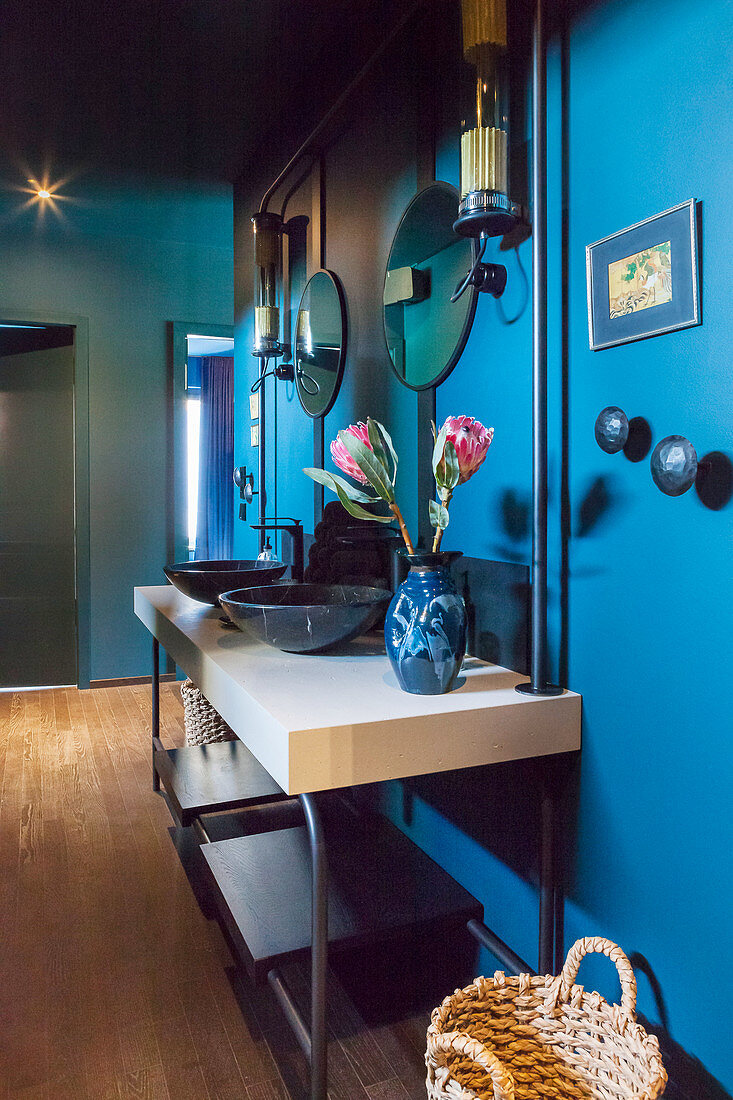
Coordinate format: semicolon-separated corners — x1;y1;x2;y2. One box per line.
233;466;256;520
595;407;653;462
650;435;701;496
594;406;630;454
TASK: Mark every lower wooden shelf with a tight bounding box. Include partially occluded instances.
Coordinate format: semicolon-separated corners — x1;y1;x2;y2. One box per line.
199;801;483;984
155;739;286;826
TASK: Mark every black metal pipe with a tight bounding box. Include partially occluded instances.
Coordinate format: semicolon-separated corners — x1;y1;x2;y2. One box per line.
258;0;425;214
192;816;212;845
517;0;562;698
268;969;312;1060
299;793;328;1100
467;919;535;976
258;355;266;553
532;0;548;691
538;780;555;974
152;637;160;791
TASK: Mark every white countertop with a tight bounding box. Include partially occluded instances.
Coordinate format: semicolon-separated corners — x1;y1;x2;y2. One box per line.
135;585;581;795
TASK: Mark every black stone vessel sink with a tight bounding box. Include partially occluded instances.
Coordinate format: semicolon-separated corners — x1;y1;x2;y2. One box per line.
164;560;287;606
219;583;392;654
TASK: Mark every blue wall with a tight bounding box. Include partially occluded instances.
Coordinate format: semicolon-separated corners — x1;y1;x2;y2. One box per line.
0;171;234;680
234;0;732;1089
551;0;732;1085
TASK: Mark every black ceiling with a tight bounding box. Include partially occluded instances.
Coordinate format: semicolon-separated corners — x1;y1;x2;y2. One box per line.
0;0;401;184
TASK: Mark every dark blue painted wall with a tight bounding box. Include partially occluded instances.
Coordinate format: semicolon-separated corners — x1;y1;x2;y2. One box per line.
0;171;233;679
233;0;732;1089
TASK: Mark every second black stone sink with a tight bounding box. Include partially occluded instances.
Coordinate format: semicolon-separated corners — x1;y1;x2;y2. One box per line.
219;583;392;654
164;559;287;605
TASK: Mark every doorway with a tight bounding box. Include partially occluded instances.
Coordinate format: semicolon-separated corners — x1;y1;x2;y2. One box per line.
169;322;234;566
0;321;80;687
185;334;234;559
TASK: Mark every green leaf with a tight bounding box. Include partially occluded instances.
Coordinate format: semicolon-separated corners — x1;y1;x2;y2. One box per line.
303;467;376;504
367;418;389;475
429;499;450;529
430;420;437;443
432;421;449;479
375;419;399;483
442;440;460;490
333;480;394;523
339;430;395;502
432;424;460;491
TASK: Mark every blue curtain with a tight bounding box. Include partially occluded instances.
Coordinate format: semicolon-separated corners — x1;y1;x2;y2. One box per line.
195;355;233;559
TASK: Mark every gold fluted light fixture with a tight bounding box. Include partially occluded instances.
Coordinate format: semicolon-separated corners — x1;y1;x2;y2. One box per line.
252;211;284;357
454;0;522;238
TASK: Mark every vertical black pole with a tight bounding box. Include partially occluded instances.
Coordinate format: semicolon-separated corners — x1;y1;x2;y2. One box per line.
415;4;436;554
517;0;562;698
151;637;160;791
538;778;554;974
416;387;437;549
258;355;266;553
313;154;326;531
299;793;328;1100
532;0;547;691
314;417;325;526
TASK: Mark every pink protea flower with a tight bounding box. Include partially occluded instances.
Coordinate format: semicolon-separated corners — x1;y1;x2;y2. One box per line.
330;421;372;484
442;415;494;483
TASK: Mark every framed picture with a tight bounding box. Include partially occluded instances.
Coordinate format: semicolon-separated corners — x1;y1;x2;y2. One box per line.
586;199;700;351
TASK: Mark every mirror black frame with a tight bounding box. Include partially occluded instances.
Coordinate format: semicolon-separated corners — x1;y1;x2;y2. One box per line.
383;182;478;392
295;269;348;419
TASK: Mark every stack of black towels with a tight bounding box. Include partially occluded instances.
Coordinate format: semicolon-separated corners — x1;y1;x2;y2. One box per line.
304;502;401;591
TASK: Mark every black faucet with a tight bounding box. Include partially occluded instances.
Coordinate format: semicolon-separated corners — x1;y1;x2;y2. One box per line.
250;518;304;582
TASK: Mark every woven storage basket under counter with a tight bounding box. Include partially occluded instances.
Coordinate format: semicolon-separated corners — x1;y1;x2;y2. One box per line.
180;679;237;746
426;937;667;1100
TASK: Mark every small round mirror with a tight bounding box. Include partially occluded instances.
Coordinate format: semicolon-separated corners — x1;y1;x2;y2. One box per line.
383;182;477;390
294;270;347;418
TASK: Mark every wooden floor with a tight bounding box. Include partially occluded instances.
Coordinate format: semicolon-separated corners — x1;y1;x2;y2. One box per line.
0;684;430;1099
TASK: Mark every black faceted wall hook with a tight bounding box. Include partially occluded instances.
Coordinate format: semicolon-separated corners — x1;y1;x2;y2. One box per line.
650;435;707;496
595;407;653;462
233;466;256;520
594;407;630;454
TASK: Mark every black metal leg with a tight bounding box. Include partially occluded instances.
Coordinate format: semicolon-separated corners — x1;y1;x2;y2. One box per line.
152;637;160;791
299;793;328;1100
538;772;555;975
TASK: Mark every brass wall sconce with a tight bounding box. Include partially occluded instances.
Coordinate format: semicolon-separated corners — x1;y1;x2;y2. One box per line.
454;0;524;241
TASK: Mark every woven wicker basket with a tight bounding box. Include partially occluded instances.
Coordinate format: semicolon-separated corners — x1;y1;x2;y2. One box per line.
426;938;667;1100
180;679;237;746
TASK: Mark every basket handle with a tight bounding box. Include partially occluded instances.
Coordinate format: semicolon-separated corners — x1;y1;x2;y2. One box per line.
558;937;637;1017
429;1031;515;1100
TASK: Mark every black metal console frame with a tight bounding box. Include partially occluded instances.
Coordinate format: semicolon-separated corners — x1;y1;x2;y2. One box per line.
150;639;571;1098
151;639;331;1099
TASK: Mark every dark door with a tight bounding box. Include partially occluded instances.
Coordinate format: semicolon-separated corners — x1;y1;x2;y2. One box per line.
0;324;77;686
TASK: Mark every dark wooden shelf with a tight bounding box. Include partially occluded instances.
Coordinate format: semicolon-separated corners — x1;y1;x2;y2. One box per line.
200;803;483;984
155;739;286;826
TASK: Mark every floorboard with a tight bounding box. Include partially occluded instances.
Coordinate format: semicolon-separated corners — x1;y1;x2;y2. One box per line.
0;683;431;1099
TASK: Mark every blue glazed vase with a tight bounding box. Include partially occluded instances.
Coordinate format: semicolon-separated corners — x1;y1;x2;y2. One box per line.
384;551;466;695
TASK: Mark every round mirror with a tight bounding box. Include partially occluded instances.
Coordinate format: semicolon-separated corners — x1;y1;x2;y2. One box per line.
383;182;477;390
294;270;347;418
